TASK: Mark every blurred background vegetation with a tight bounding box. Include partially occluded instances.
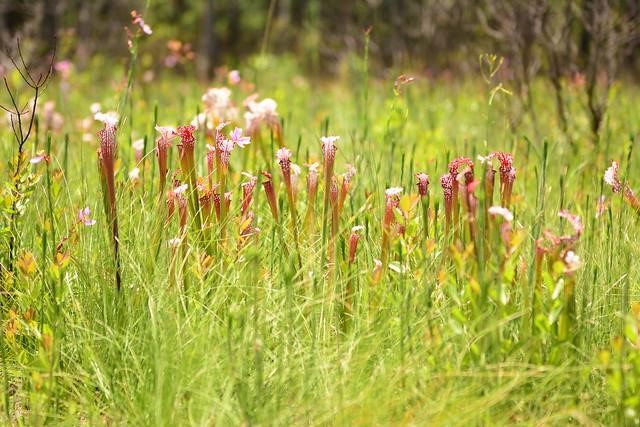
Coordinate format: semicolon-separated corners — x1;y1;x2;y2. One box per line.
2;0;640;76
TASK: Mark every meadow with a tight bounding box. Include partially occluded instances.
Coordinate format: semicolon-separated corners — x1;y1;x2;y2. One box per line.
1;43;640;425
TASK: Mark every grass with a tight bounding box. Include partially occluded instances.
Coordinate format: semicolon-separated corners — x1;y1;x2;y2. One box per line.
1;52;640;425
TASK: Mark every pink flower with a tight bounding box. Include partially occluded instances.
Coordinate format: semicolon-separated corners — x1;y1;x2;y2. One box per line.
30;151;50;165
173;183;188;194
131;10;152;35
321;136;339;163
229;127;251;147
604;161;622;193
78;207;96;226
415;173;429;197
54;60;73;79
228;70;241;85
276;147;293;174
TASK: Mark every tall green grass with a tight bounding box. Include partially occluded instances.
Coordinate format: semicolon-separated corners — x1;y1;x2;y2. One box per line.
1;54;639;425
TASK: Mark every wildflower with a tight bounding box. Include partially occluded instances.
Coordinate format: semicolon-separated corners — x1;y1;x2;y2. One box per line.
228;70;241;85
129;167;140;183
229;127;251;147
348;225;364;264
604;161;622;193
488;206;513;222
202;87;238;124
54;60;73;80
277;147;293;179
131;10;152;35
30;151;50;165
385;187;403;198
262;172;278;221
321;136;339;173
245;97;280;136
603;160;640;215
78;207;96;226
94;111;119;128
563;250;581;273
415;173;429;197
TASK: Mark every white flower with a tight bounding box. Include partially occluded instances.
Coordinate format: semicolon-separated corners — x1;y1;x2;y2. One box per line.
129;167;140;181
564;250;581;272
385;187;403;197
132;139;145;152
488;206;514;222
173;184;188;194
94;111;119;127
604;161;622;193
202;87;238;123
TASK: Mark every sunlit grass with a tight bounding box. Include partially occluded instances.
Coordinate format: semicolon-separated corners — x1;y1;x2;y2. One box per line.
1;51;639;425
